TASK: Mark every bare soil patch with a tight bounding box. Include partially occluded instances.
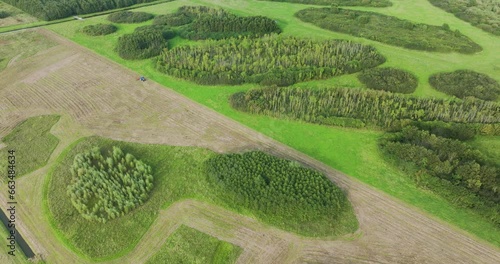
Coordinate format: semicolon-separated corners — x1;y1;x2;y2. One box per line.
0;29;498;263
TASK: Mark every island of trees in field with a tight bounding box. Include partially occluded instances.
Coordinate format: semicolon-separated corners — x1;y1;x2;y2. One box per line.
67;146;154;223
295;7;482;54
151;5;281;40
107;10;154;23
230;87;500;128
156;35;385;86
82;23;117;36
380;126;500;227
357;67;418;94
428;0;500;35
205;151;356;235
429;70;500;101
2;0;158;21
260;0;391;7
116;24;175;60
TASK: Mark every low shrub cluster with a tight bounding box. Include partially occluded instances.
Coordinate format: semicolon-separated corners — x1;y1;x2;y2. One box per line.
357;67;418;94
429;70;500;101
108;11;153;23
82;24;118;36
67;146;153;223
153;13;192;27
205;151;355;235
0;11;10;19
260;0;391;7
230;87;500;128
156;35;385;86
380;126;500;226
116;25;174;60
295;7;482;54
428;0;500;35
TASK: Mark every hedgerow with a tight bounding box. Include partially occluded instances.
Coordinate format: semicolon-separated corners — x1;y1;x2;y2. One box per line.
295;7;482;54
82;24;118;36
429;70;500;101
156;35;385;86
357;67;418;94
380;126;500;226
230;87;500;128
67;146;153;223
428;0;500;35
205;151;355;235
108;11;153;23
260;0;391;7
116;25;174;60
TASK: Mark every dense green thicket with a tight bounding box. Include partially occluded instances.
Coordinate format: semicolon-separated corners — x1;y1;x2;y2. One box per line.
296;7;482;54
205;151;355;235
82;23;117;36
157;35;385;86
107;11;153;23
429;70;500;101
67;146;153;223
153;6;281;40
1;0;156;21
116;25;174;60
357;67;418;94
230;87;500;128
428;0;500;35
0;115;60;177
146;225;242;264
260;0;391;7
410;121;477;141
0;11;10;19
380;126;500;226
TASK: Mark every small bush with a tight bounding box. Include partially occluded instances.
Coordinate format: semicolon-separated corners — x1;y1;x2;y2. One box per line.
108;11;153;23
358;67;418;94
0;11;10;19
429;70;500;101
67;146;153;223
82;24;118;36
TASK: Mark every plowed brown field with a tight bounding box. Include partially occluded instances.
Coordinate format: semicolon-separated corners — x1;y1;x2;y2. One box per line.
0;29;499;264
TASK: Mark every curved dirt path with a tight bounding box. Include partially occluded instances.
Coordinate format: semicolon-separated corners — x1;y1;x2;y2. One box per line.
0;29;499;263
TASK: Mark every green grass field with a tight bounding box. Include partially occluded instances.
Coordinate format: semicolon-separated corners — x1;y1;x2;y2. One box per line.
146;225;242;264
0;115;60;177
45;136;357;259
46;0;500;247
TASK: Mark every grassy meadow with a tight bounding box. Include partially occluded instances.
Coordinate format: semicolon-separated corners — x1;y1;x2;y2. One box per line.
45;0;500;247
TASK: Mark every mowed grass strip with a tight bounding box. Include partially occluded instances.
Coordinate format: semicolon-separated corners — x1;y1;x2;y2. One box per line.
45;136;356;259
0;115;60;177
45;0;500;246
146;225;242;264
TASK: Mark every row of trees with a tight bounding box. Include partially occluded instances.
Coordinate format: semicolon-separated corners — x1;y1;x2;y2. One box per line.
295;7;482;54
429;70;500;101
107;11;153;23
82;23;118;36
116;25;174;60
380;126;499;226
156;35;385;86
357;67;418;94
261;0;391;7
2;0;156;21
205;151;350;225
428;0;500;35
230;87;500;128
67;146;154;223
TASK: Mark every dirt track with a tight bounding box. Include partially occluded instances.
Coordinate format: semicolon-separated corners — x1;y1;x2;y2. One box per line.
0;29;499;263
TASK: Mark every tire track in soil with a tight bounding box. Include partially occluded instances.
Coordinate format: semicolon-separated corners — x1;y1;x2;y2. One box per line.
0;28;498;263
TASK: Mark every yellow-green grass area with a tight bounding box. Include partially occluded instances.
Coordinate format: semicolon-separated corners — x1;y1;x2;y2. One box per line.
0;224;30;264
46;0;500;247
44;136;357;260
146;225;242;264
0;2;37;28
0;115;60;178
470;136;500;167
0;30;56;71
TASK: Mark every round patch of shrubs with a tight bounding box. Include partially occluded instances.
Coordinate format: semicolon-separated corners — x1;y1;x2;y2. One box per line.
108;11;153;23
357;67;418;94
429;70;500;101
82;23;118;36
153;13;192;27
0;11;10;19
67;146;153;223
116;25;175;60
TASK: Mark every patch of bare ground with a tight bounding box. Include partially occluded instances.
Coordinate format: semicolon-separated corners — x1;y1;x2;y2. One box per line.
0;29;498;263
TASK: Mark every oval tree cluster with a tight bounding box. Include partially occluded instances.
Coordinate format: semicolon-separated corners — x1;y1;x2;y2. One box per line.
156;35;385;86
82;23;118;36
108;11;153;23
429;70;500;101
67;146;153;223
261;0;392;7
116;25;175;60
205;151;352;234
357;67;418;94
